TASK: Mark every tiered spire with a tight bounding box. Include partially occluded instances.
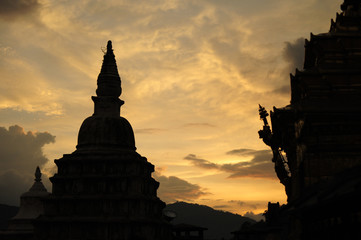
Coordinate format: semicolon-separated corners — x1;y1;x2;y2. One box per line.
96;40;122;97
91;40;124;117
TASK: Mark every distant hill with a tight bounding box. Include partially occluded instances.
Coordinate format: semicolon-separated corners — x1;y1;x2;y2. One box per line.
165;201;255;240
0;204;19;230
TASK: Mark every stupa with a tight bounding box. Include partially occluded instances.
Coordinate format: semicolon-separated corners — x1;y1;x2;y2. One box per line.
9;167;49;232
34;41;172;240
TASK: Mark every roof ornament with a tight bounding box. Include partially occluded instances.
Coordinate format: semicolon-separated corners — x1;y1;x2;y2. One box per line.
35;166;41;182
96;40;122;97
107;40;113;53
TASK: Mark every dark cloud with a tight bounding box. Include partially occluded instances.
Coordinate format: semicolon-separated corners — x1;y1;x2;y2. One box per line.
269;37;305;96
184;154;218;169
0;0;41;21
283;37;305;74
226;149;271;164
271;85;290;95
184;149;275;179
0;125;55;205
0;170;31;206
153;171;208;203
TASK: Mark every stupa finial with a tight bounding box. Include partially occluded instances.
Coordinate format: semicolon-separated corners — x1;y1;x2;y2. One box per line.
27;166;48;193
35;166;41;182
107;40;113;53
96;40;122;97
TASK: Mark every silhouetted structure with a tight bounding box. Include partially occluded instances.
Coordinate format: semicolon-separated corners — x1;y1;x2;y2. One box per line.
259;1;361;239
34;41;173;240
172;223;207;240
0;167;49;240
165;201;254;240
231;203;287;240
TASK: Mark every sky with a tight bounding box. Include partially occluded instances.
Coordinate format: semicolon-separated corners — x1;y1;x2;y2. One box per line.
0;0;341;219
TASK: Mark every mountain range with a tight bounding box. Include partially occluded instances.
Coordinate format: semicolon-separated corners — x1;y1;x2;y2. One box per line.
165;201;255;240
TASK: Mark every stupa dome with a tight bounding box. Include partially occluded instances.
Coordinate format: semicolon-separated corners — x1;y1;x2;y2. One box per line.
77;115;135;150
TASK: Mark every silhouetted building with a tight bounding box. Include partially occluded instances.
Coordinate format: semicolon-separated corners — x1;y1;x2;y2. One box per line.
231;203;287;240
259;1;361;239
172;223;207;240
231;221;273;240
0;167;49;240
34;41;173;240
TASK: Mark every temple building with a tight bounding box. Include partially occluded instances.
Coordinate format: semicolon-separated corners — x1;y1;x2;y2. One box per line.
259;0;361;239
34;41;173;240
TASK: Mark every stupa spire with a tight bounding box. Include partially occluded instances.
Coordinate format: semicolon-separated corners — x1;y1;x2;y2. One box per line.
35;166;41;182
29;166;47;192
96;40;122;97
77;41;135;150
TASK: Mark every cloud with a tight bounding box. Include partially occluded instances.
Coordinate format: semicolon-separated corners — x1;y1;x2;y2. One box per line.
203;199;266;216
283;37;305;74
213;205;231;209
153;171;208;203
0;170;31;206
243;211;265;222
184;149;275;179
184;154;218;169
228;200;245;207
229;201;260;210
182;123;216;128
226;200;265;217
226;148;271;163
134;128;166;134
271;85;291;95
0;0;41;21
0;125;55;205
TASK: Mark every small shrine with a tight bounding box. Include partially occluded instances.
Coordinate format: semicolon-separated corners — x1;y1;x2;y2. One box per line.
0;167;49;240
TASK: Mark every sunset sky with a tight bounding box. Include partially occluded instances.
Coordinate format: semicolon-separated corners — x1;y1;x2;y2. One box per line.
0;0;341;219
